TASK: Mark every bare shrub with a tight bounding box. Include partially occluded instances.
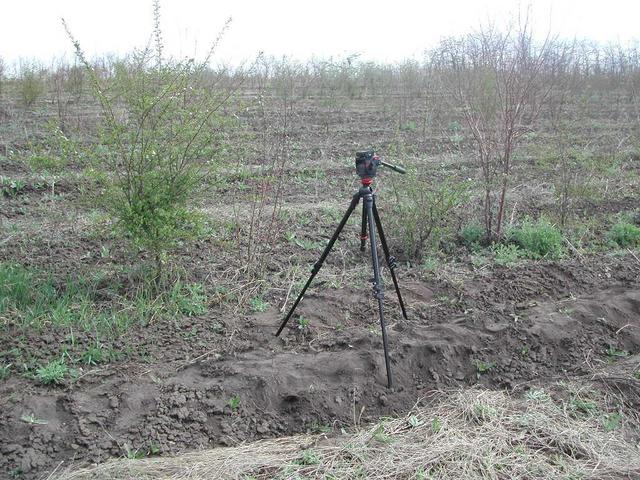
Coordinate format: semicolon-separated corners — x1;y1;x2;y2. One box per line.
431;19;562;240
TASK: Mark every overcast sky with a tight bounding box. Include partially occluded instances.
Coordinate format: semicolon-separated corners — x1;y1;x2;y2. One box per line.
1;0;639;67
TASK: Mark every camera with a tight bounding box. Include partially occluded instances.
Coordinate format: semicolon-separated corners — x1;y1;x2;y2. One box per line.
355;151;380;179
355;151;406;179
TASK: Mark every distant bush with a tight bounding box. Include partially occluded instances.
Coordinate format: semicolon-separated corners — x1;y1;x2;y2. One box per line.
509;219;565;259
607;221;640;248
19;63;44;107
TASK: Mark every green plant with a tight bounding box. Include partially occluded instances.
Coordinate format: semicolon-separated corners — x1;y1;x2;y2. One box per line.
19;62;44;107
36;360;68;385
229;394;241;412
295;449;320;466
492;243;521;266
605;345;630;359
473;359;495;377
170;282;207;316
0;176;27;197
0;363;11;381
373;423;393;443
461;223;484;247
390;170;471;260
64;6;234;283
297;316;310;331
20;413;48;425
570;397;598;415
310;421;331;434
602;412;621;432
509;219;565;259
525;389;551;403
607;221;640;248
82;343;105;365
250;296;269;313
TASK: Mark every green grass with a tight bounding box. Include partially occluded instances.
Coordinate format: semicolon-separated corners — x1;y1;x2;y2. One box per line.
607;221;640;248
0;262;212;380
492;243;522;266
35;360;68;385
250;296;269;313
509;219;565;259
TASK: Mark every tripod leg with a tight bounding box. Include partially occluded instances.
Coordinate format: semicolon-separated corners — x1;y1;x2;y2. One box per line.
364;192;394;389
360;203;368;252
372;200;408;320
276;191;361;337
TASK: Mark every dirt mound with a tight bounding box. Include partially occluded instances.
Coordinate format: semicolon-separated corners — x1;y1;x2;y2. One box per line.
58;381;640;480
1;258;640;478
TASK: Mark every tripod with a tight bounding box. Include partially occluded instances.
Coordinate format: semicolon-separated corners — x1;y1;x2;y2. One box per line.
275;155;408;389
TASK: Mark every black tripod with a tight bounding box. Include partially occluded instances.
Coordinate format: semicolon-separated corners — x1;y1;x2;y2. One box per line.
275;152;408;388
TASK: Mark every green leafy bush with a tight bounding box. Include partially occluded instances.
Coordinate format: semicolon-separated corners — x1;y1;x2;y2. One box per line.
390;170;471;260
607;221;640;248
461;223;484;247
65;6;233;282
509;219;565;259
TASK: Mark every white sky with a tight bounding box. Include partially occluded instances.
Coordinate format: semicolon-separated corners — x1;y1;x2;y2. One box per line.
1;0;639;67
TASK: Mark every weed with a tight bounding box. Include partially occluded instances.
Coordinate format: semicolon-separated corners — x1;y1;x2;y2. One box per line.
607;221;640;248
520;345;530;357
492;243;522;266
372;424;393;443
0;176;27;197
250;296;269;313
389;169;471;260
82;343;105;365
295;449;320;465
229;395;241;412
461;223;484;247
571;398;598;415
0;363;11;380
525;389;550;402
509;219;565;259
20;413;48;425
473;359;495;377
407;415;424;428
297;316;310;331
310;421;331;434
36;360;68;385
605;345;630;359
170;282;207;316
420;256;440;275
431;417;442;433
633;370;640;380
602;412;622;432
473;403;497;421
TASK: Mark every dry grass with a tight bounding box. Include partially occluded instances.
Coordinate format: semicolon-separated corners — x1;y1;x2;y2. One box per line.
57;385;640;480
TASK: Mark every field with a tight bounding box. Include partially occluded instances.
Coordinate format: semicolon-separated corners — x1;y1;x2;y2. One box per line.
1;40;640;479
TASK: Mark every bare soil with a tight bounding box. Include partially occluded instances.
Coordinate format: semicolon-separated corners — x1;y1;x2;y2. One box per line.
1;252;639;478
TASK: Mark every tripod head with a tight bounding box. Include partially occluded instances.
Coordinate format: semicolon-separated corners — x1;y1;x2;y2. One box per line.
355;151;406;184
